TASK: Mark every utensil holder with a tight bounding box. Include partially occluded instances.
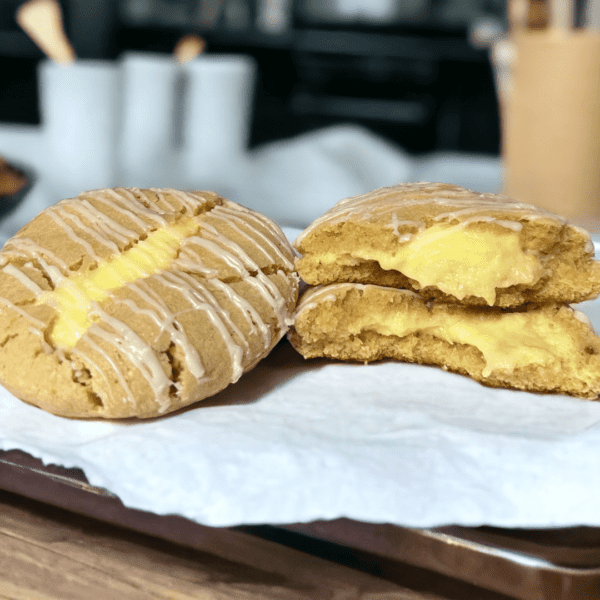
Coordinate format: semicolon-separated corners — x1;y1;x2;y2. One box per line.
502;30;600;218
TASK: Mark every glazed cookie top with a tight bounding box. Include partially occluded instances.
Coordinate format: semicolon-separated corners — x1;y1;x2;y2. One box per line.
294;182;600;307
0;188;298;418
295;182;570;239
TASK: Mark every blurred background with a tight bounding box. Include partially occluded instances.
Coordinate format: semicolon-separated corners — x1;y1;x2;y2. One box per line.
0;0;503;155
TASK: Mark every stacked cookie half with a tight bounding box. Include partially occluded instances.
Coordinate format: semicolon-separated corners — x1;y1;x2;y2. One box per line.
289;182;600;398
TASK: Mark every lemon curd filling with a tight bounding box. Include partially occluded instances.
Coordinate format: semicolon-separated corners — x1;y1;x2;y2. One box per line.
353;309;575;377
321;222;542;304
38;217;199;348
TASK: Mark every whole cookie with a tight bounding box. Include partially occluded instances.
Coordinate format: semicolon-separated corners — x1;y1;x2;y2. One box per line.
294;182;600;307
0;188;298;418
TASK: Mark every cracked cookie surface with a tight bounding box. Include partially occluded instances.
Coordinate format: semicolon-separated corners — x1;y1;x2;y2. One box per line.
0;188;299;418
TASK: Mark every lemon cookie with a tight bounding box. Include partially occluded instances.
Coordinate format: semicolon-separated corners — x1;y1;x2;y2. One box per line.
289;283;600;398
0;188;298;418
294;182;600;307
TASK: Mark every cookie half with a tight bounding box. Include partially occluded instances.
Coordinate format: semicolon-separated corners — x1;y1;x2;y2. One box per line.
289;283;600;398
0;188;299;418
294;182;600;307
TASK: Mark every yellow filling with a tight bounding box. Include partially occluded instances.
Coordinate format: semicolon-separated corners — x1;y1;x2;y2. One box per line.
354;308;574;377
322;222;542;304
38;217;199;348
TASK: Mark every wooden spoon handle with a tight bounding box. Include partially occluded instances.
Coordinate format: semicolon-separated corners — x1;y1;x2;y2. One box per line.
16;0;76;64
173;34;206;64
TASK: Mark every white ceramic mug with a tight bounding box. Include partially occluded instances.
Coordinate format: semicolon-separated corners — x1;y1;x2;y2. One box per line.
181;54;256;188
117;51;182;188
38;59;119;201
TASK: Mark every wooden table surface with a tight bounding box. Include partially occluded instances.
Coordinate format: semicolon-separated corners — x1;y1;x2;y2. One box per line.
0;450;526;600
0;488;499;600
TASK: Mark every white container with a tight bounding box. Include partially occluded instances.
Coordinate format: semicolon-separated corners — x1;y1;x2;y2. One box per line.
117;51;181;188
38;59;119;201
181;54;256;188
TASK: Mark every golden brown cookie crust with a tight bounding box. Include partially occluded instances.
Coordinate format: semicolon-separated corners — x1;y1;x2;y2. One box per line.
294;182;600;307
289;283;600;399
0;188;298;418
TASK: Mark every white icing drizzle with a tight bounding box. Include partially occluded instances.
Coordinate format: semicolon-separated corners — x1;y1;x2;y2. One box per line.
295;182;572;247
210;277;272;349
149;188;177;212
223;199;283;237
119;280;206;380
182;235;248;275
178;271;257;346
178;233;290;337
46;210;104;262
246;270;295;328
208;208;282;267
174;246;221;277
88;311;174;413
156;188;201;214
28;326;53;354
155;271;246;381
174;256;219;277
193;222;290;329
573;308;594;329
214;203;295;270
432;210;525;231
89;188;166;229
61;196;142;245
1;238;70;279
34;255;67;288
448;214;524;232
385;213;426;240
2;263;43;296
52;206;121;254
71;336;136;407
0;296;46;329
